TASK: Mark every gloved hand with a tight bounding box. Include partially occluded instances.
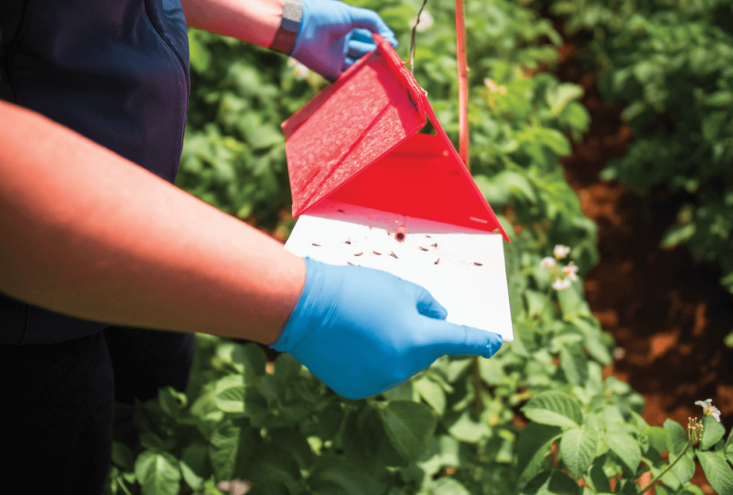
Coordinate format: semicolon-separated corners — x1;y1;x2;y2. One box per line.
290;0;398;81
271;258;503;399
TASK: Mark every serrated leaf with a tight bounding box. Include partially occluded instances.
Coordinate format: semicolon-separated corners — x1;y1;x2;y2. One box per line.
522;391;583;428
701;415;726;450
134;450;181;495
559;343;588;387
561;426;598;479
698;450;733;495
377;401;437;462
604;433;640;474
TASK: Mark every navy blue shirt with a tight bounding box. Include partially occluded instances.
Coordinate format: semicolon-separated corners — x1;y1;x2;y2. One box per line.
0;0;191;344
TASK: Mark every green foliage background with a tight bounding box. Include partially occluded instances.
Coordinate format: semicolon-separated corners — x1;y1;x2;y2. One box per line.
548;0;733;293
106;1;733;494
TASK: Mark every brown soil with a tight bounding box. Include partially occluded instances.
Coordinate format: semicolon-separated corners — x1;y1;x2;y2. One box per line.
556;39;733;493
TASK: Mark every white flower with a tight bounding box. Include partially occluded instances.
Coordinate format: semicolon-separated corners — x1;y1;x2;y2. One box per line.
552;278;572;291
563;261;579;281
485;79;498;91
695;399;722;422
540;257;556;269
414;10;434;32
288;58;309;79
554;245;571;259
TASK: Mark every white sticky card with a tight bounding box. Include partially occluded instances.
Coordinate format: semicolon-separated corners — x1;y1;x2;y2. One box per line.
285;215;514;342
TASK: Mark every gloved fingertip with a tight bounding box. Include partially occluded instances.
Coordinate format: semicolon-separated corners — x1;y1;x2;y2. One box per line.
415;287;448;320
481;333;503;358
342;57;355;72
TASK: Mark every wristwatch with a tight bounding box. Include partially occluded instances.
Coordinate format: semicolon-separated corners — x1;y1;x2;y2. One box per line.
269;0;303;54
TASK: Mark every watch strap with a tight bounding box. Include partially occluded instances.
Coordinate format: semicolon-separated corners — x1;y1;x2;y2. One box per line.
269;0;303;54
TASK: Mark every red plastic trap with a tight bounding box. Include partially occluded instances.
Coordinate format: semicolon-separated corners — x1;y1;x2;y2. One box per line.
282;34;509;241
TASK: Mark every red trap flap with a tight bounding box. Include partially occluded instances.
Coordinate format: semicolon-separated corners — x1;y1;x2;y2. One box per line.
282;34;509;241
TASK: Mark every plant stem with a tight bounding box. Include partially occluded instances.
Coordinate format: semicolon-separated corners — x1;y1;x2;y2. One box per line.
455;0;470;169
538;286;554;318
640;440;692;494
471;356;484;414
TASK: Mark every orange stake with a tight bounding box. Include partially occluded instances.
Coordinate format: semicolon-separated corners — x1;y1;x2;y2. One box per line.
455;0;469;170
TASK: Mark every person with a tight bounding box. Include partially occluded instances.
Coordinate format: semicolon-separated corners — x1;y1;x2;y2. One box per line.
0;0;503;492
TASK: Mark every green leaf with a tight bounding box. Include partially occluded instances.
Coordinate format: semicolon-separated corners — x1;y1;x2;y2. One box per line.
570;316;612;365
547;83;584;117
428;477;471;495
660;224;696;249
418;435;461;478
208;419;255;480
111;441;134;472
643;426;668;452
520;470;580;495
587;457;612;493
701;415;726;450
414;376;446;416
309;456;387;495
559;343;588;387
665;419;695;485
158;387;187;418
212;375;245;413
377;401;437;462
697;450;733;495
273;353;302;383
233;343;267;381
604;433;640;475
447;410;491;443
517;422;562;488
180;443;209;491
522;391;583;428
560;425;598;479
134;450;181;495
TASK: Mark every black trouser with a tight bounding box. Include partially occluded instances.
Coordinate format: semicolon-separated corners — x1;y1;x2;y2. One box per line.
0;328;194;494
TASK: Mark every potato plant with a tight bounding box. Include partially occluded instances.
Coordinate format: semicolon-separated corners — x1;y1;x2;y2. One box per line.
106;1;731;494
548;0;733;295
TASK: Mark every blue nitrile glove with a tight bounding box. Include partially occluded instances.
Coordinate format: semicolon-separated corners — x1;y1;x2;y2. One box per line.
290;0;398;81
271;258;503;399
